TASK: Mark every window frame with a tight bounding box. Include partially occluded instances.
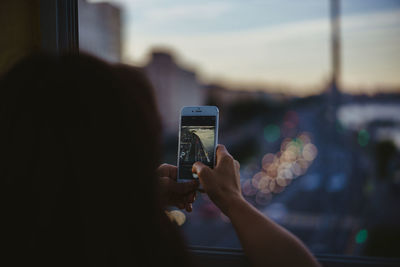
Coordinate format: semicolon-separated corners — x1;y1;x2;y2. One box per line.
52;2;400;266
40;0;79;54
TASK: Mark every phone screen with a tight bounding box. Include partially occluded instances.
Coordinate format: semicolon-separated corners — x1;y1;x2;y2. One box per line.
178;116;216;180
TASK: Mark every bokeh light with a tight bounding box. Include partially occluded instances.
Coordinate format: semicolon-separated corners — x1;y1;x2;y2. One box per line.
302;143;318;161
242;179;258;196
355;229;368;244
291;162;303;176
358;129;370;147
298;132;312;144
242;131;317;204
264;124;280;142
276;176;288;187
262;153;276;171
251;172;264;188
259;177;272;193
166;210;186;226
281;137;292;151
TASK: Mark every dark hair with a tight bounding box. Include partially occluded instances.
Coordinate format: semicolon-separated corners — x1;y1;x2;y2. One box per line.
0;53;191;266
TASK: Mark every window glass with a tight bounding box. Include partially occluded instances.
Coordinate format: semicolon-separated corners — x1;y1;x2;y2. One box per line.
78;0;400;258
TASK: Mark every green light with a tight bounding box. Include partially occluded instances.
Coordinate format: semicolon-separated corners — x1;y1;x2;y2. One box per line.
292;138;303;149
355;229;368;244
358;130;369;147
264;124;280;143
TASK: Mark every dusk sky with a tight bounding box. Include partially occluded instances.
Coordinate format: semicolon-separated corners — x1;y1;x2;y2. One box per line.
91;0;400;95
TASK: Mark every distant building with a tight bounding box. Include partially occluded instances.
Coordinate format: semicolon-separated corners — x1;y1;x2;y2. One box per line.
78;0;121;63
144;51;207;134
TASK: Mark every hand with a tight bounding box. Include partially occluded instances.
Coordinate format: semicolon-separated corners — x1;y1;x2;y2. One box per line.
157;164;199;212
192;145;242;214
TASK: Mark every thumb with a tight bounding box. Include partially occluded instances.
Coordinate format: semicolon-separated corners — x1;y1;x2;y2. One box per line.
192;162;212;183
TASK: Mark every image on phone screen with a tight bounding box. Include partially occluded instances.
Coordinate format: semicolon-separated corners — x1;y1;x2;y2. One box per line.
179;116;216;180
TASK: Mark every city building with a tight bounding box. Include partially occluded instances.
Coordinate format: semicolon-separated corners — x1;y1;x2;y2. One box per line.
78;0;121;63
144;51;207;134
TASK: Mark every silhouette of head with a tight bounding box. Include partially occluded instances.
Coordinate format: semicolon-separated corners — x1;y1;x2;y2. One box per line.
0;53;190;266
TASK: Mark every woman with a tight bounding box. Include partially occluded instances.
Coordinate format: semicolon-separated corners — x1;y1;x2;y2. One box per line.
1;53;319;267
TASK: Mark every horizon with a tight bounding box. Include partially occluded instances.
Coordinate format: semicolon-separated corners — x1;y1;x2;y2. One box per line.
143;47;400;97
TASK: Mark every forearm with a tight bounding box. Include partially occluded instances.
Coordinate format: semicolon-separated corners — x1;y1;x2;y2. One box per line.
224;196;320;267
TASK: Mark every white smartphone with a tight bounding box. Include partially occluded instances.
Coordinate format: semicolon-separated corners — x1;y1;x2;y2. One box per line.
177;106;219;185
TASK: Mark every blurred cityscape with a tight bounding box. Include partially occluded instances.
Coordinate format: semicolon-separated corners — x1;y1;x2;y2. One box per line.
152;49;400;258
79;0;400;258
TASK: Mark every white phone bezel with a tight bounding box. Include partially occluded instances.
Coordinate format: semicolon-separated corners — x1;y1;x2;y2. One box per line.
177;106;219;184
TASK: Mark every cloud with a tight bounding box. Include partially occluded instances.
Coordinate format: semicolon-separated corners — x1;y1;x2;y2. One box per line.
143;2;232;22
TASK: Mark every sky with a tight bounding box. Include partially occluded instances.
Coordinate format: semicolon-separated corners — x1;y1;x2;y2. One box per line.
90;0;400;95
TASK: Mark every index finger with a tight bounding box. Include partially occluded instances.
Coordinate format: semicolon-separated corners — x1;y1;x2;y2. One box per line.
215;144;232;167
